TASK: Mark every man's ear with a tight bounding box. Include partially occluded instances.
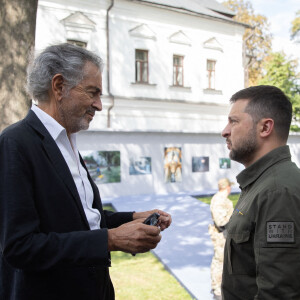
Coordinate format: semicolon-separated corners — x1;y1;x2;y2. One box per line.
52;74;64;101
259;118;274;138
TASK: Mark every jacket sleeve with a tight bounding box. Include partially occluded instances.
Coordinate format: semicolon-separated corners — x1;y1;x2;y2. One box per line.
104;210;134;229
255;188;300;299
0;135;110;272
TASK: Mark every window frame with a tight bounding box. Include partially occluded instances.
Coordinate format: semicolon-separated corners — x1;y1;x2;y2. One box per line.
135;49;149;83
207;59;216;90
173;55;184;86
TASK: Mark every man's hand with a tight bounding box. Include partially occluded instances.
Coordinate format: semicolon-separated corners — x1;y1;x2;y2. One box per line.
133;209;172;231
108;219;161;253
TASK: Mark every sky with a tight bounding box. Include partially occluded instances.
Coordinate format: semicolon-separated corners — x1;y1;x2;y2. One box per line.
249;0;299;56
217;0;300;60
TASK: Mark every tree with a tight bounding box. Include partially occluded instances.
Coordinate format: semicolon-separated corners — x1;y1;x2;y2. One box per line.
258;51;300;131
0;0;38;132
291;10;300;41
98;151;120;171
222;0;272;86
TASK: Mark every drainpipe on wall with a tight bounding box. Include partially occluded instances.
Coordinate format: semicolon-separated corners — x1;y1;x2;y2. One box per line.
106;0;114;128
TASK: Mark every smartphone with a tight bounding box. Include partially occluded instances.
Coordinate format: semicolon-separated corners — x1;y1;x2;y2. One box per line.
143;212;160;226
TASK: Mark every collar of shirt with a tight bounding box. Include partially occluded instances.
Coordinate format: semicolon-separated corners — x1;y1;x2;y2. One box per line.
31;104;77;144
237;145;291;190
31;104;101;230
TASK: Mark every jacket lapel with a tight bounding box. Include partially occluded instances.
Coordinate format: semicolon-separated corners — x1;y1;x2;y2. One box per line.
25;110;90;229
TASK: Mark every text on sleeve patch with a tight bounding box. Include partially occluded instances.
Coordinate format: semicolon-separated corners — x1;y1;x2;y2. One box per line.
267;222;294;243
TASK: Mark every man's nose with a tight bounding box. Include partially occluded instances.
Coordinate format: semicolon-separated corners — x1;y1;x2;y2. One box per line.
222;124;230;138
93;97;102;111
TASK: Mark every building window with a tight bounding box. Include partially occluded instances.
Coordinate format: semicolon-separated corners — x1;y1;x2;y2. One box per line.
135;49;148;83
67;40;87;48
173;55;184;86
207;60;216;89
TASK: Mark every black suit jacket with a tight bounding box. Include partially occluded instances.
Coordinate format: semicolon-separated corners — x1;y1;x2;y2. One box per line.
0;110;133;300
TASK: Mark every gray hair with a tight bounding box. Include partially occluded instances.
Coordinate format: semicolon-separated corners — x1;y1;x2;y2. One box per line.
26;43;104;102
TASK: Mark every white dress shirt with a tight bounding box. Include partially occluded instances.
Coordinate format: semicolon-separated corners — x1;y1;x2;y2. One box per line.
31;105;101;230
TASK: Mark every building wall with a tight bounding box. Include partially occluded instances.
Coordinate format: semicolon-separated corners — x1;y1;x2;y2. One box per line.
36;0;246;133
109;0;244;103
77;130;300;198
35;0;299;198
102;0;245;132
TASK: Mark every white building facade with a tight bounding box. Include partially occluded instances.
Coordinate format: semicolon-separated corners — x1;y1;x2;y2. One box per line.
34;0;300;198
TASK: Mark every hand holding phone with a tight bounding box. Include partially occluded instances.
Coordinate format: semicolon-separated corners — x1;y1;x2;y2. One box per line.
143;212;160;226
131;213;160;256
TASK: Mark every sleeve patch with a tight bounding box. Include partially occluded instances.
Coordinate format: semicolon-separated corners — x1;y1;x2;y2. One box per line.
267;221;294;243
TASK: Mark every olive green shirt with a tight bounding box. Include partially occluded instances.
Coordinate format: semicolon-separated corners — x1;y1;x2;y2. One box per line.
222;145;300;300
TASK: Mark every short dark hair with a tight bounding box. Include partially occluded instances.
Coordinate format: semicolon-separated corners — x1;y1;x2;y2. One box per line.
230;85;292;141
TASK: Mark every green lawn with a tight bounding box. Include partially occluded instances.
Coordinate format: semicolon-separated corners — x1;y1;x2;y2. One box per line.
103;205;193;299
196;193;240;207
110;251;192;300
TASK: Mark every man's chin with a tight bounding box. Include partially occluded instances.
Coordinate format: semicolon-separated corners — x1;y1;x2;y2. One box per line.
229;150;244;164
229;150;236;162
78;120;90;131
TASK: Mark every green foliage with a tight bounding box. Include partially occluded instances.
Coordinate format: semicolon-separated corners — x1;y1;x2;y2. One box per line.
228;194;240;207
110;251;192;299
97;151;120;167
222;0;272;86
291;10;300;40
103;204;115;212
102;166;121;182
196;193;240;207
83;155;97;164
258;52;300;130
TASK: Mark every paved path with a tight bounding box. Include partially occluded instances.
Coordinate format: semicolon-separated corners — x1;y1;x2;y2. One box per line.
103;192;217;300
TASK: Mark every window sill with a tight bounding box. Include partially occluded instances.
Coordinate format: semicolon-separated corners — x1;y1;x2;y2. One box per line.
169;85;191;91
131;82;157;86
203;88;222;95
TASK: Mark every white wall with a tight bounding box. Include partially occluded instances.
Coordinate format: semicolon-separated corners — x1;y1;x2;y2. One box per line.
36;0;108;93
36;0;246;134
109;0;245;103
77;130;240;198
77;130;300;198
35;0;268;198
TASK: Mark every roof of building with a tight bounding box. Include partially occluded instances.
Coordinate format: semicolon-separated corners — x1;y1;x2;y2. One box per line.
133;0;248;27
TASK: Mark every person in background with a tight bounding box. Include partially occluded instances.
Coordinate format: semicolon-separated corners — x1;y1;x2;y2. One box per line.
209;178;234;300
221;85;300;299
0;43;171;300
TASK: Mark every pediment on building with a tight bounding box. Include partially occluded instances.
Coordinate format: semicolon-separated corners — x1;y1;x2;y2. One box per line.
61;11;96;30
169;31;191;46
203;37;223;52
129;24;156;40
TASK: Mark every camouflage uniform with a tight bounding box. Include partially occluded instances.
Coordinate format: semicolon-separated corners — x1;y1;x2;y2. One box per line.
209;189;234;298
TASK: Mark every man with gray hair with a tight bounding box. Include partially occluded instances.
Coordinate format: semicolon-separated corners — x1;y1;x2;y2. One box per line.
221;85;300;299
0;43;171;300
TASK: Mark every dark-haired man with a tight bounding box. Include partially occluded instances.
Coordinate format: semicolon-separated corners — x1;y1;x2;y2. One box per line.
221;85;300;299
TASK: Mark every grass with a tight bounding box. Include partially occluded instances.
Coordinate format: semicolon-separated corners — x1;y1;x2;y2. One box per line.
196;193;240;207
110;251;192;300
103;204;193;300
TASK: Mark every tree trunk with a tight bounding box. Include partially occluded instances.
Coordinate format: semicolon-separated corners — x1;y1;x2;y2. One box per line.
0;0;38;132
